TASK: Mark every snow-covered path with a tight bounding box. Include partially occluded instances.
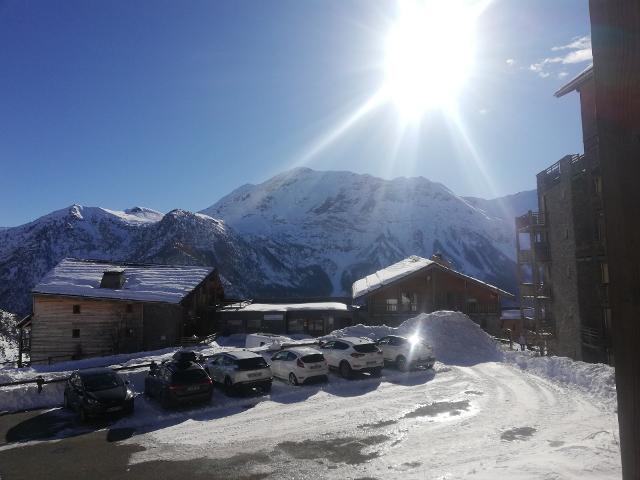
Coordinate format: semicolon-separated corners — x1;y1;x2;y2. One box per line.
119;361;620;479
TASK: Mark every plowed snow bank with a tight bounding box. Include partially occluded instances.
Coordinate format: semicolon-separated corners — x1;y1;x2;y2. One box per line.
324;311;504;366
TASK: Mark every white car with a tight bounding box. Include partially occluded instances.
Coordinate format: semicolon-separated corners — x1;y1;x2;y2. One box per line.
206;351;273;394
375;335;435;371
270;347;329;385
319;337;384;378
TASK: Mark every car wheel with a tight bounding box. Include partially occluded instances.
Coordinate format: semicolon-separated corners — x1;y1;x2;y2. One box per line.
339;361;352;379
396;355;408;372
161;391;172;409
371;367;383;378
79;407;88;423
224;377;235;396
289;373;299;386
263;382;272;393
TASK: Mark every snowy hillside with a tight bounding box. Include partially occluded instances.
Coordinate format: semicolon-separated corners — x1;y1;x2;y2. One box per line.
0;205;327;314
0;169;536;314
203;168;536;295
464;189;538;224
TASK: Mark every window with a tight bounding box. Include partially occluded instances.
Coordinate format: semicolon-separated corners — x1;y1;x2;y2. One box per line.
72;329;80;338
601;262;609;284
247;318;261;330
73;305;81;314
334;341;350;350
125;304;133;313
386;298;398;312
594;176;602;195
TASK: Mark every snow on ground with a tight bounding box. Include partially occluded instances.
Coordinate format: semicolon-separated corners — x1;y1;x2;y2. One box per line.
0;310;17;364
0;311;621;478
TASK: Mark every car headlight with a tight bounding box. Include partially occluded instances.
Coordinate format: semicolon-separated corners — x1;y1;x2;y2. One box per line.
85;396;100;406
125;389;134;400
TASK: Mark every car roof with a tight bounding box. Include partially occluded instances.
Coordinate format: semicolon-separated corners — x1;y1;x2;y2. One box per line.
223;349;263;359
77;367;116;377
283;347;321;356
165;361;204;371
335;336;375;345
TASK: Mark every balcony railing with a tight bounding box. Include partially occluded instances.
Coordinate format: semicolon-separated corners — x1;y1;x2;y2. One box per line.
517;242;550;264
520;283;551;298
516;211;545;230
581;326;610;348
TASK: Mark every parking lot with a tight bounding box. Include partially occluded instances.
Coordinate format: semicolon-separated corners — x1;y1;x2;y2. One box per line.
0;361;620;480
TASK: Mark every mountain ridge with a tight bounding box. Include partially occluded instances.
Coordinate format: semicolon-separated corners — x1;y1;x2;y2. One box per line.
0;168;536;315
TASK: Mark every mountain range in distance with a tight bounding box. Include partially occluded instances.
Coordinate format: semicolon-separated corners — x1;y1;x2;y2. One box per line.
0;167;536;315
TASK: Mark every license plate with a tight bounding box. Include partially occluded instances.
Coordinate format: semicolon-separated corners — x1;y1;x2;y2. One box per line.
107;406;122;412
366;361;377;365
247;372;262;378
309;365;321;370
187;385;199;392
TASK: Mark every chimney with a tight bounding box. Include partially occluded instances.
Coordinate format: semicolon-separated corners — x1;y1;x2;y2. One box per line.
100;269;126;289
431;253;452;269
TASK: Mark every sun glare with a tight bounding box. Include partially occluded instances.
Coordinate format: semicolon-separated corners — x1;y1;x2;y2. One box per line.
383;0;478;120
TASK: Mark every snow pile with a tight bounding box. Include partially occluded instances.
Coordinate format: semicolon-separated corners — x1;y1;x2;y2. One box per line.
0;310;18;363
324;311;504;366
505;350;617;409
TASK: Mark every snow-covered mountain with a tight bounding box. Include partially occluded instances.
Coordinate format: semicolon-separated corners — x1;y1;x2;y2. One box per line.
463;190;538;225
203;168;536;297
0;205;329;314
0;168;536;315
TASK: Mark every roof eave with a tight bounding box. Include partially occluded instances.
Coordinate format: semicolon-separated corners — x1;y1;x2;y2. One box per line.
554;65;594;98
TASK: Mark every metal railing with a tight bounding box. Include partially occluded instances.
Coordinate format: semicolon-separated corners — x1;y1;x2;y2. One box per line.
516;211;545;230
520;283;552;298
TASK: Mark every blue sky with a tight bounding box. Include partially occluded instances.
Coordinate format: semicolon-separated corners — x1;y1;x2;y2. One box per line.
0;0;592;226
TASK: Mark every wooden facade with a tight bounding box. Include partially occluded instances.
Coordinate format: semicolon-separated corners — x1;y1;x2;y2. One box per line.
355;262;512;335
28;263;224;364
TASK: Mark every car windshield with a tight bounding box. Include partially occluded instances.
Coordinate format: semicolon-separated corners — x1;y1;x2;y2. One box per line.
172;369;208;384
236;357;268;370
353;343;378;353
301;353;324;363
82;373;122;392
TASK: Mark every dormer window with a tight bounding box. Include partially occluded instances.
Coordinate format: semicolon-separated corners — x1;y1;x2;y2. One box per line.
100;269;126;289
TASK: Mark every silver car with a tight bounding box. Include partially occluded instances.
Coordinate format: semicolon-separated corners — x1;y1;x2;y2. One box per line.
376;335;435;371
206;351;273;395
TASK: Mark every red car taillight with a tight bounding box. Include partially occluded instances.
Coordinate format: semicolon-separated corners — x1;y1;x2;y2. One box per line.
200;378;213;385
168;384;183;391
297;359;305;368
376;349;383;355
350;353;365;358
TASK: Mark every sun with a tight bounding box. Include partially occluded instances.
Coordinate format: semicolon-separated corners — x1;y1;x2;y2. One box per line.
383;0;479;120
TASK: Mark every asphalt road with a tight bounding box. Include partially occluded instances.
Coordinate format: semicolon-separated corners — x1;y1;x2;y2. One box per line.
0;408;278;480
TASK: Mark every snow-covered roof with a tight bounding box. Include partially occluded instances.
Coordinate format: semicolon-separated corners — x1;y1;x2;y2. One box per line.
220;302;349;312
33;258;215;304
352;256;435;299
554;64;593;98
352;255;514;299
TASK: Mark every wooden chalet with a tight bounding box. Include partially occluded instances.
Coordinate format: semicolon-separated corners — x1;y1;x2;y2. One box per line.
23;258;224;364
352;255;515;334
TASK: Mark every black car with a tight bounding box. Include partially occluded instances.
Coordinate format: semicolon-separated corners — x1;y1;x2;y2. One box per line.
63;368;134;421
144;357;213;408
